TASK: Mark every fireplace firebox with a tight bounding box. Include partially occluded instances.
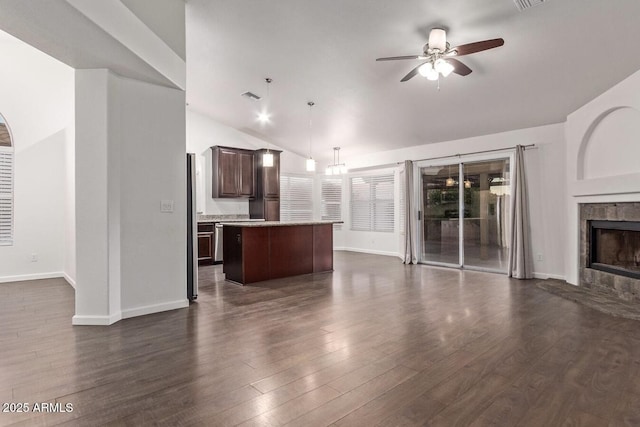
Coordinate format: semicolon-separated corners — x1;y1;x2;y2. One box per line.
588;220;640;280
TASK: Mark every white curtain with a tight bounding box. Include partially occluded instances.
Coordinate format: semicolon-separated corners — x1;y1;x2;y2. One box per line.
508;145;533;278
403;160;418;264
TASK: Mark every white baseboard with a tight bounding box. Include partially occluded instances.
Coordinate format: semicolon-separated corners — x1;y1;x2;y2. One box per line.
72;312;122;326
73;299;188;326
335;247;401;258
533;273;566;281
0;271;66;284
121;299;189;320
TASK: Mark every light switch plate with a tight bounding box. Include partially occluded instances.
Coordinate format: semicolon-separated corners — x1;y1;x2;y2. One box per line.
160;200;174;213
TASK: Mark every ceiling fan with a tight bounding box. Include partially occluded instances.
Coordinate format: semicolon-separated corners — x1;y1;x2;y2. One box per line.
376;28;504;82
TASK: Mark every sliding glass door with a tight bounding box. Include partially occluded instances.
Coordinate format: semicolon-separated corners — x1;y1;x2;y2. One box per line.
421;163;461;266
419;157;511;273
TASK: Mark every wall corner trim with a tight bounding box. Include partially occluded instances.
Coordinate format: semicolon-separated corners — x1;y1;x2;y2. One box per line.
63;272;76;289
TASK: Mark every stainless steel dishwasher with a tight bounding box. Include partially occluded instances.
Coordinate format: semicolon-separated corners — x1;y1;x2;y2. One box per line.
214;223;224;262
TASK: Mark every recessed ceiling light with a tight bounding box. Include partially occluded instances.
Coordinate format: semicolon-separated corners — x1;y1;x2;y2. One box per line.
257;111;270;123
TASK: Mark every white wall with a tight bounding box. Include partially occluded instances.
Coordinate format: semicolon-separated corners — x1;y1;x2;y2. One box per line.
565;68;640;285
0;32;75;283
120;0;186;60
338;123;567;279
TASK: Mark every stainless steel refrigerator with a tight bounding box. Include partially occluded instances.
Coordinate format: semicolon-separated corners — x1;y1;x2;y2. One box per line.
187;153;198;301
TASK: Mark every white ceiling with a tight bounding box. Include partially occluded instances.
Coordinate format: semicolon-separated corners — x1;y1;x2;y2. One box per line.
185;0;640;163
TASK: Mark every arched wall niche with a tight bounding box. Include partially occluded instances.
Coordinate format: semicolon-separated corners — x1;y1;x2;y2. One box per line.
577;106;640;180
0;113;12;147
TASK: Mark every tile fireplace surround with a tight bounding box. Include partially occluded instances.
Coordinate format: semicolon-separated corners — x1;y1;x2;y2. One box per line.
580;202;640;302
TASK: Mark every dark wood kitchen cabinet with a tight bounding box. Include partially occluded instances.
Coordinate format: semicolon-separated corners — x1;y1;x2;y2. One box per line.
211;146;255;198
197;222;215;265
222;222;335;285
250;149;281;221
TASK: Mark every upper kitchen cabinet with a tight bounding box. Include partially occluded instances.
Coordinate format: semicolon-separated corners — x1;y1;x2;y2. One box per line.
250;149;281;221
211;146;255;198
254;149;281;198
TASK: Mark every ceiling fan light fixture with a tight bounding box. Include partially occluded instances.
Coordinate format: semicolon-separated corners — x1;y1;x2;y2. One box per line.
418;62;433;77
419;62;439;80
435;59;455;77
429;28;447;52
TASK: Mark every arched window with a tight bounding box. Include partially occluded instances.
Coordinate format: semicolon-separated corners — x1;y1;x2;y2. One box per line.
0;113;14;245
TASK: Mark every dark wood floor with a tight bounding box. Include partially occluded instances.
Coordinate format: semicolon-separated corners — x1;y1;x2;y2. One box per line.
2;251;640;426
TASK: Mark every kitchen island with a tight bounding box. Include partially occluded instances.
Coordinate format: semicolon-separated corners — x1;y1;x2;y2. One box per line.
221;221;341;285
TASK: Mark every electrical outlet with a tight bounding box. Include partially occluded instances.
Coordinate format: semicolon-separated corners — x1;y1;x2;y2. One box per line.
30;253;38;262
537;253;543;262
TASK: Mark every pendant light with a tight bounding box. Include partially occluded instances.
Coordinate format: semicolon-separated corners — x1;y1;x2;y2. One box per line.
261;78;274;167
305;101;316;172
325;147;347;175
445;164;455;187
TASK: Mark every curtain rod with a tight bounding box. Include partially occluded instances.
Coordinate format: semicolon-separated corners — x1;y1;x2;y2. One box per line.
396;143;536;165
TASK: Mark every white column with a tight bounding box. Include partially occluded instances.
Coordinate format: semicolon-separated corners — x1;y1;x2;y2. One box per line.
73;69;122;325
73;69;188;325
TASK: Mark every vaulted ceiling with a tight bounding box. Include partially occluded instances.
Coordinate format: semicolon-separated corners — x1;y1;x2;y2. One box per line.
186;0;640;163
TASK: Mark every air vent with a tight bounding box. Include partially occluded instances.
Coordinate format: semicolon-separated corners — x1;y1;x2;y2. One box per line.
513;0;546;11
241;91;261;101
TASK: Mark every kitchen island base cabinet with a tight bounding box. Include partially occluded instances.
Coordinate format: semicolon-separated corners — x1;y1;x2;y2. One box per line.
222;223;334;285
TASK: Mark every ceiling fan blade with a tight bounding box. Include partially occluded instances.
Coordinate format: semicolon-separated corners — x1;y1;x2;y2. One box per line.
376;55;423;61
450;38;504;56
400;62;426;82
447;58;472;76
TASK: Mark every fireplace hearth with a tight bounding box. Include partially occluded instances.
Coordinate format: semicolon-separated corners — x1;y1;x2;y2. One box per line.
580;203;640;303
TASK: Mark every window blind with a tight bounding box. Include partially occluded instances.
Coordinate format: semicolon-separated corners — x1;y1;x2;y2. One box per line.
350;174;395;232
0;149;14;245
280;174;313;221
321;177;342;228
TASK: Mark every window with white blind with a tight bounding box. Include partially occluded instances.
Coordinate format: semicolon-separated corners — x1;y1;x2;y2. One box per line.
280;174;313;221
350;173;395;232
321;177;342;228
0;115;14;246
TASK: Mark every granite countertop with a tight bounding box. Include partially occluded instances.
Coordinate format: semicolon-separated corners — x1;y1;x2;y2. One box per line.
219;220;343;227
197;214;253;223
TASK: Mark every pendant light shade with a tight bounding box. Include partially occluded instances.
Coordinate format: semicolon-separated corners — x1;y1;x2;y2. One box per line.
445;164;454;186
263;151;274;167
261;78;274;167
306;158;316;172
306;101;316;172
